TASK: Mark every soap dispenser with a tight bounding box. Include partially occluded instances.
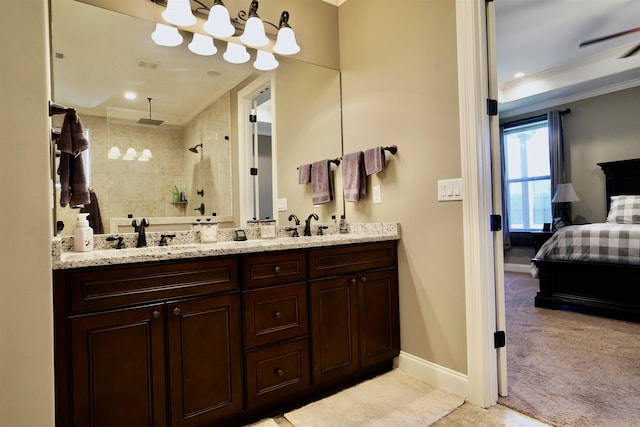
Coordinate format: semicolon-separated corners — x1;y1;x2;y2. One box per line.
74;213;94;252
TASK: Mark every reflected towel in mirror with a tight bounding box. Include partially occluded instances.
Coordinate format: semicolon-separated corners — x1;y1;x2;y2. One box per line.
298;163;311;184
311;160;333;204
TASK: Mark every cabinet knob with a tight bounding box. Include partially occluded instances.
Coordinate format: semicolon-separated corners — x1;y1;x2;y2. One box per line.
152;310;160;319
350;278;357;284
274;265;281;273
173;307;181;316
275;368;284;376
274;311;281;319
360;276;367;283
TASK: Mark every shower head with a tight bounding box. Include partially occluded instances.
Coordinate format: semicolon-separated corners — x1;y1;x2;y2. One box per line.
189;144;203;153
137;97;164;126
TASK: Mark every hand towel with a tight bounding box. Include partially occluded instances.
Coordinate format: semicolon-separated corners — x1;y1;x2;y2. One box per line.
364;146;385;176
311;160;333;205
58;151;90;208
342;151;366;202
80;190;104;234
298;164;311;184
57;111;89;156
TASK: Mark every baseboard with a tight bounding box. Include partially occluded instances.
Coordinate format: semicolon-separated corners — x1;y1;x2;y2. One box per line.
393;351;468;399
504;263;531;273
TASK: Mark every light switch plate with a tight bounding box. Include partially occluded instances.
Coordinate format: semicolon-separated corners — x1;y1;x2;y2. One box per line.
373;186;382;204
277;198;288;211
437;178;463;202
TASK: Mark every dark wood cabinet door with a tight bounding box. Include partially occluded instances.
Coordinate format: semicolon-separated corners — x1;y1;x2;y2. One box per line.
357;269;400;367
166;294;243;427
310;276;359;385
70;304;167;427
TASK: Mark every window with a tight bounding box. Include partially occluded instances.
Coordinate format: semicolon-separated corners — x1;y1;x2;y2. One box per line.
502;117;552;232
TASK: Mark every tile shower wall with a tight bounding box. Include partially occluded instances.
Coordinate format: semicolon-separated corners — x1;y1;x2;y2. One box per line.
54;92;231;235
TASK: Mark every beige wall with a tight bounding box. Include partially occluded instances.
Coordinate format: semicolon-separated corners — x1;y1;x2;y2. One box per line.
339;0;467;373
0;0;55;425
504;85;640;225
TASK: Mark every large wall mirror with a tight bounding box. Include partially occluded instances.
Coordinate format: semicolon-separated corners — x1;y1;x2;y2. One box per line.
51;0;343;235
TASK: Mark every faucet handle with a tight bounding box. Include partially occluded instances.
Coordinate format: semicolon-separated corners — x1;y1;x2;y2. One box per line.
317;226;328;236
285;227;299;237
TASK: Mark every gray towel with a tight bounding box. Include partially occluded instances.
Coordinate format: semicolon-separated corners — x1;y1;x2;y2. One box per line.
342;151;366;202
364;146;385;176
57;111;89;156
311;160;333;204
298;164;311;184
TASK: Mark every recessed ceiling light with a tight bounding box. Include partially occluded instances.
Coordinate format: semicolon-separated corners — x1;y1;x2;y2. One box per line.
124;91;137;100
513;72;525;79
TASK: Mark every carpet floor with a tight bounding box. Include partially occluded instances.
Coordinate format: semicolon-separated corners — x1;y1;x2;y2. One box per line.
283;369;464;426
499;272;640;427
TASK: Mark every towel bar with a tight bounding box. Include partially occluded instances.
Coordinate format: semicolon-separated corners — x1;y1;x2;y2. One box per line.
49;101;75;117
383;145;398;155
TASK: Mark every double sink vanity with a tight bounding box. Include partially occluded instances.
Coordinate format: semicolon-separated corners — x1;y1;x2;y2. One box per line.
52;223;401;426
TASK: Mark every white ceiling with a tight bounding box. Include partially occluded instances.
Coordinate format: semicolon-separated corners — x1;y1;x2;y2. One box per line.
496;0;640;116
52;0;640;122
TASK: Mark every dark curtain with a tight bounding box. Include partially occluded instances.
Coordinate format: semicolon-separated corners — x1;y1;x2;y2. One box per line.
547;110;566;220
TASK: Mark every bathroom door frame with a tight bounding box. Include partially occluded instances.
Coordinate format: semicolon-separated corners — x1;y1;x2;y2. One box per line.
237;73;278;225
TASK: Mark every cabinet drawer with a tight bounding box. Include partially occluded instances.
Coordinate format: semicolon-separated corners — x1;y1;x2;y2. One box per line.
308;241;397;279
67;258;238;313
243;283;308;349
242;252;306;289
244;338;310;408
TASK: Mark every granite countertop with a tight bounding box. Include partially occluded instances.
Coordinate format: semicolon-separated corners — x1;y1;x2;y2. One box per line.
52;222;401;270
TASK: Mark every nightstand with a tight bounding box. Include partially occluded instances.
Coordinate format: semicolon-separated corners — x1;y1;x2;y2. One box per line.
531;231;555;253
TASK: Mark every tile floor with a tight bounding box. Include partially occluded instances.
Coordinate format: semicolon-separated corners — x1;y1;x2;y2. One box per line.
270;402;550;426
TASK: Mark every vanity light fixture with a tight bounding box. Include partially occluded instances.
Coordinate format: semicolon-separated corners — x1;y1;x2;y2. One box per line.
151;23;183;46
162;0;196;26
108;146;122;159
123;148;138;161
151;0;300;70
138;149;154;161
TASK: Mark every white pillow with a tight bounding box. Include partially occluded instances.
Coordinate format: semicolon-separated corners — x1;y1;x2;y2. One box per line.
606;195;640;224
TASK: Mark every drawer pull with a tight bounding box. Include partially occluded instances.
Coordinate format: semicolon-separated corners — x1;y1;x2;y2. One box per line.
275;368;284;376
274;311;282;319
172;307;181;316
274;265;281;273
152;310;160;319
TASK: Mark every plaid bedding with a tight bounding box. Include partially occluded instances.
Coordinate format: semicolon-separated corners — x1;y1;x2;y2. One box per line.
531;223;640;277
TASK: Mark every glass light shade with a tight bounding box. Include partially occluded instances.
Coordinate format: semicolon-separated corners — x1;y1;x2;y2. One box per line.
151;23;183;47
188;33;218;56
240;16;268;47
273;27;300;55
162;0;196;26
203;4;235;38
107;146;121;159
223;42;250;64
123;148;138;160
552;183;581;203
253;50;279;71
138;149;153;161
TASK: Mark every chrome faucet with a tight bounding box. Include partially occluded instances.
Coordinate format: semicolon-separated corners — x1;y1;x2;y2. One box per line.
303;213;318;237
132;218;149;248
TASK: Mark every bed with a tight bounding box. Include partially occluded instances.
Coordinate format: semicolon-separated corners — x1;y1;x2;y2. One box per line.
531;158;640;320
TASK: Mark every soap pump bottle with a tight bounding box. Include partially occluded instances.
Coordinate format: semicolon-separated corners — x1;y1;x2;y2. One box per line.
74;213;94;252
172;185;180;203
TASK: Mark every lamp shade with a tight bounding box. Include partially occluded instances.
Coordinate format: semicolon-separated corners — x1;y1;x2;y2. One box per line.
151;23;183;47
240;16;268;47
223;42;250;64
162;0;196;26
552;183;580;203
273;27;300;55
253;50;279;71
188;33;217;56
203;2;235;38
138;149;153;161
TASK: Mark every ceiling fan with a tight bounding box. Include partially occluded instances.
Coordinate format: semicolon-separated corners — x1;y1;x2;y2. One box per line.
579;27;640;58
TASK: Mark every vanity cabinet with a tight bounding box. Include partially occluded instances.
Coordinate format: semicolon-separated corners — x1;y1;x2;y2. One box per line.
241;252;311;409
308;241;400;386
54;239;400;426
54;258;242;427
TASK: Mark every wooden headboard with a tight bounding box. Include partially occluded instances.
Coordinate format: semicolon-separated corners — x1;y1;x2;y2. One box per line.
597;158;640;211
